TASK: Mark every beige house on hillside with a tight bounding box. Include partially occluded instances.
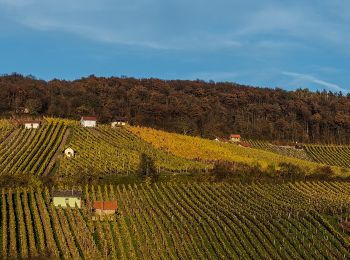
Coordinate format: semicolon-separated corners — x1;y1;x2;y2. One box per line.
52;190;82;208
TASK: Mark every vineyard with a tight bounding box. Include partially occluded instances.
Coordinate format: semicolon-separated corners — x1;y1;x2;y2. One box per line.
246;139;350;169
128;126;347;175
1;182;350;259
0;120;14;143
0;118;350;259
0;120;67;176
57;125;207;178
0;118;349;179
304;145;350;168
246;139;313;161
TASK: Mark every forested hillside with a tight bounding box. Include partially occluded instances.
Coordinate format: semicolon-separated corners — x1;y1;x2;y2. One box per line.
0;73;349;143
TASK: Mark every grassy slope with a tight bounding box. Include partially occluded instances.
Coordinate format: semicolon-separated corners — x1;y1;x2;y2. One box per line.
57;124;207;177
129;126;349;176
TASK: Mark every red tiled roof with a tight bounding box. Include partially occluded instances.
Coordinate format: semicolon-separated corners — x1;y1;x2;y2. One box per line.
81;116;97;121
23;120;41;124
230;134;241;138
52;190;82;197
93;201;118;210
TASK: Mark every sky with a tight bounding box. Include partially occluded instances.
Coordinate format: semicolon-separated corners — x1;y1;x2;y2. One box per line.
0;0;349;93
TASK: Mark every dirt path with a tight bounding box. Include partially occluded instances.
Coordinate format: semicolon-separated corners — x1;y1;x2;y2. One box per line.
43;128;71;177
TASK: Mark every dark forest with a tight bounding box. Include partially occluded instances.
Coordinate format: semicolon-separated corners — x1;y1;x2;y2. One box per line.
0;73;349;144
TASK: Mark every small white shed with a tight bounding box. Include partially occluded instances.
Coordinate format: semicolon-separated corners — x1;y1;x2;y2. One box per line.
64;147;75;158
111;117;128;127
24;121;40;129
80;116;97;128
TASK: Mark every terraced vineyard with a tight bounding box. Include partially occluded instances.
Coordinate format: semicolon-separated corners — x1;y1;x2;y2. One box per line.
58;125;207;178
1;182;350;259
0;120;67;176
305;145;350;168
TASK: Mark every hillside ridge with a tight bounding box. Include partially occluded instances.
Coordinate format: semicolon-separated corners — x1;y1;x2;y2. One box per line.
0;74;349;144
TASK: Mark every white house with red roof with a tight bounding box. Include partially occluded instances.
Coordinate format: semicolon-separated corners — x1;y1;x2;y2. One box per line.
80;116;97;128
230;134;241;142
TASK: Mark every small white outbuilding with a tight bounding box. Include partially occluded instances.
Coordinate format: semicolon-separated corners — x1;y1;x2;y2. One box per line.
64;147;75;158
24;121;40;129
111;117;128;127
80;116;97;128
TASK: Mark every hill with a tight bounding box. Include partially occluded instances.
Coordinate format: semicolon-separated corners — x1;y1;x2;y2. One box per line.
0;117;349;258
244;139;350;168
129;126;349;177
0;119;67;177
1;182;350;259
0;117;349;186
0;74;349;144
57;123;206;180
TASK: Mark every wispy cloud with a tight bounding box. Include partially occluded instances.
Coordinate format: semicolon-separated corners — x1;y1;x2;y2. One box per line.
22;17;172;50
282;71;347;92
3;0;350;52
1;0;350;89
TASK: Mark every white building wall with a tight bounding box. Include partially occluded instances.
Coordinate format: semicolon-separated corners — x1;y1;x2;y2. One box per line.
53;197;81;208
24;123;40;129
81;120;96;127
111;122;126;127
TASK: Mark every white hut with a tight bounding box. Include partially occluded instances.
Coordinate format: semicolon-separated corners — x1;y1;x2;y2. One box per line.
80;116;97;128
111;117;128;127
64;147;75;158
24;120;40;129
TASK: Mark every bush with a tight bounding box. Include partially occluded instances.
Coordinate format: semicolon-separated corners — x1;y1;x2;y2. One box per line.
278;162;305;180
211;161;231;181
310;166;334;180
210;161;265;182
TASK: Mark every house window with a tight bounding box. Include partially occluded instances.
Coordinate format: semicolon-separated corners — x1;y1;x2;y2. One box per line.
65;198;69;205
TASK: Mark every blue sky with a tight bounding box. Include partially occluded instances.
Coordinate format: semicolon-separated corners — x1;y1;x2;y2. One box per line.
0;0;349;93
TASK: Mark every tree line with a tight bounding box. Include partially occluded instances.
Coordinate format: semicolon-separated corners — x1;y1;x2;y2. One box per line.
0;73;349;144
